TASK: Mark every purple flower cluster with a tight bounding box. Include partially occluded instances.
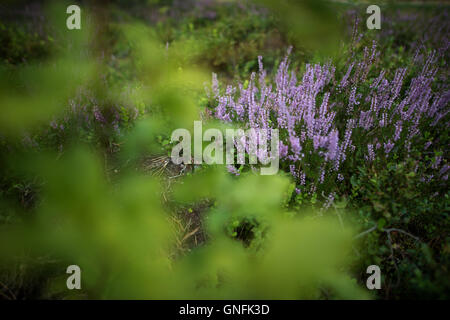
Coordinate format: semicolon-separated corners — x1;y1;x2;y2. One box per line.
210;41;449;193
40;90;143;152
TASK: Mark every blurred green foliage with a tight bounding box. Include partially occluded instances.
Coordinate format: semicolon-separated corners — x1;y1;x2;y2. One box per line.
0;1;367;299
0;0;448;300
0;3;95;136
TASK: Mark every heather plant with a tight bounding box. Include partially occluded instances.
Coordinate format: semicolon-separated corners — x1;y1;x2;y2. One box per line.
209;41;449;205
206;4;449;298
31;89;145;154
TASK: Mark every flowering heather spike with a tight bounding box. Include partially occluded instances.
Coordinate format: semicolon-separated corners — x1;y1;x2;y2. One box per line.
227;165;240;176
366;144;375;162
384;140;395;154
359;110;373;130
347;86;359;114
323;192;336;210
289;135;302;155
326;130;339;161
432;156;442;170
300;172;306;186
289;164;298;179
319;167;325;184
279;141;288;159
440;164;450;176
370;70;385;89
340;63;354;89
93;106;106;124
393;121;403;141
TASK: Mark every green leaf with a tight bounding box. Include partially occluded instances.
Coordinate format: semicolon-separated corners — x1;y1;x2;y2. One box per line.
377;218;386;231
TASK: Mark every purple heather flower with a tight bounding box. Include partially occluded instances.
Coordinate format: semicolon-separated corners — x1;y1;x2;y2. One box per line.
227;165;240;176
439;164;449;175
290;164;298;178
326;130;340;161
300;172;306;186
340;63;354;89
323;192;336;210
366;144;375;161
289;135;302;155
394;121;403;141
384;140;395;154
432;156;443;169
279;141;288;158
93;106;106;123
319;167;325;184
